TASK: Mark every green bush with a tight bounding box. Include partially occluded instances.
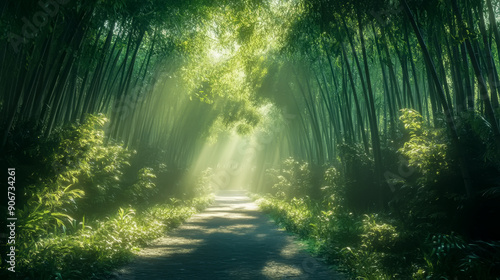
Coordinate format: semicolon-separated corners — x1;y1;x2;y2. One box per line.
459;240;500;278
52;114;132;215
127;167;158;205
0;113;216;279
420;234;500;279
255;194;401;279
360;214;399;253
14;114;135;245
398;109;449;184
321;166;347;213
10;196;213;280
258;195;315;237
191;167;215;198
253;106;500;279
255;188;500;280
266;157;312;200
390;109;467;233
337;143;376;211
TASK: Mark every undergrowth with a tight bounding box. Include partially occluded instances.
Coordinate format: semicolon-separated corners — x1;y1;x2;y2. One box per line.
0;114;214;279
6;196;213;280
255;195;500;279
252;109;500;279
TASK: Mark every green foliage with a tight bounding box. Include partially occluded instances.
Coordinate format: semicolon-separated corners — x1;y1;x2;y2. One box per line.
11;197;213;280
255;194;404;279
127;167;158;204
254;149;499;279
0;113;218;279
337;143;377;211
457;111;500;164
418;234;500;279
13;115;129;240
266;157;312;200
422;233;467;279
195;168;215;197
387;109;467;236
53;114;132;214
258;195;315;237
398;109;449;182
17;184;84;240
454;110;500;203
339;246;393;280
256;187;500;280
459;240;500;278
337;214;404;279
360;214;399;253
317;166;363;250
321;166;346;212
15;114;133;244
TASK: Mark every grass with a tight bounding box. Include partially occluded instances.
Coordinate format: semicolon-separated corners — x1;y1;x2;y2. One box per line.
252;194;419;279
4;195;214;280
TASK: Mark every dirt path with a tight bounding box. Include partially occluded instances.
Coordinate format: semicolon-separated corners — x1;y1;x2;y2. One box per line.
114;190;345;280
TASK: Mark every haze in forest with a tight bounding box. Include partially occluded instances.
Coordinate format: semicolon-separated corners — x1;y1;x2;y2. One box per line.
1;0;500;279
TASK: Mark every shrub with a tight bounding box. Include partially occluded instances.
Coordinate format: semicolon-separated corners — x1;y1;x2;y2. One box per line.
127;167;158;205
194;167;215;197
9;197;213;280
398;109;449;185
321;166;346;212
267;158;312;200
14;114;135;246
360;214;399;253
337;143;376;211
52;114;132;215
0;113;216;279
257;196;315;237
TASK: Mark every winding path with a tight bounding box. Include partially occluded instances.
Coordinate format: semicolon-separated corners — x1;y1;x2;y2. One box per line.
114;190;345;280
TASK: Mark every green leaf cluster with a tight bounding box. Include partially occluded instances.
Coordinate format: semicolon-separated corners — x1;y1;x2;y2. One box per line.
266;157;313;200
398;109;449;182
8;196;213;279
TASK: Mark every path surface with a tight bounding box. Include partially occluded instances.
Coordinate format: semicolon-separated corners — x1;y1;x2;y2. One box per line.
114;190;345;280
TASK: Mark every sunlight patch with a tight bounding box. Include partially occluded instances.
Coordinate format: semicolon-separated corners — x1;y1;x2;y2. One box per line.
261;261;303;278
279;243;300;259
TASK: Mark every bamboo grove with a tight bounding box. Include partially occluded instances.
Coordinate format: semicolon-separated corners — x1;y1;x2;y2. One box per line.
1;0;500;278
244;0;500;210
2;0;496;173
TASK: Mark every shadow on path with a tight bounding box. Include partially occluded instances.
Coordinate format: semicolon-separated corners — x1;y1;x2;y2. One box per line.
115;190;345;280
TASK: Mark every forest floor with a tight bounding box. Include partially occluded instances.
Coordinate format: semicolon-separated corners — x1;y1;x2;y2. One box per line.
112;190;345;280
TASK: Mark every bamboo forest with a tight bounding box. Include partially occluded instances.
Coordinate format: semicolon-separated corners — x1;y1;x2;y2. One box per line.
1;0;500;279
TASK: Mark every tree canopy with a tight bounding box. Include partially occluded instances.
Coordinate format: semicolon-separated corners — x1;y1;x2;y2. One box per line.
1;0;500;278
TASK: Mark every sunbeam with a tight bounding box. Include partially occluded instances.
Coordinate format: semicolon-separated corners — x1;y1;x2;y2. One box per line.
2;0;500;278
